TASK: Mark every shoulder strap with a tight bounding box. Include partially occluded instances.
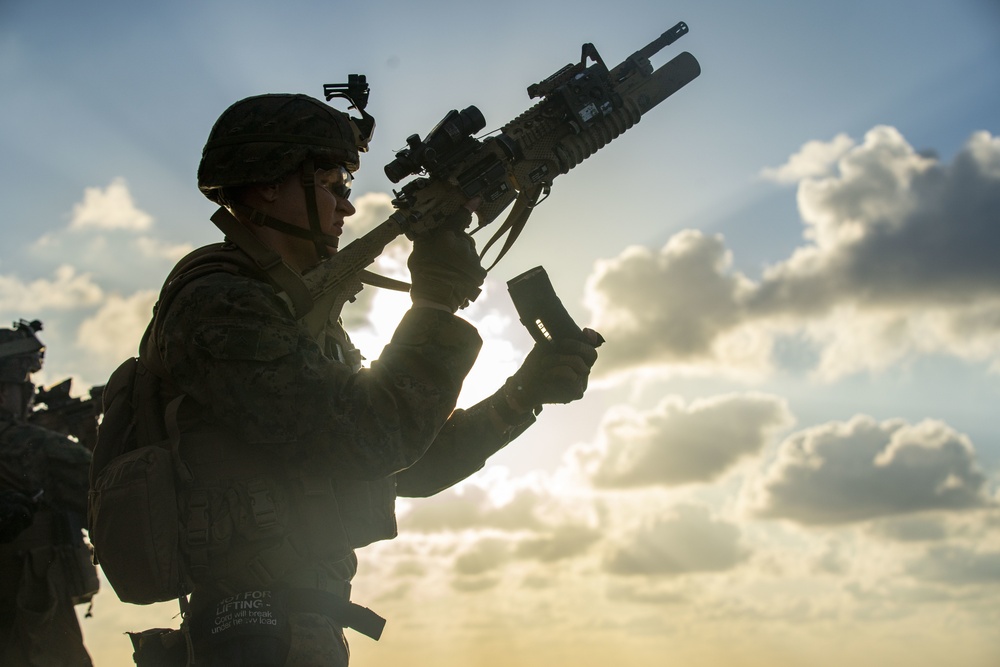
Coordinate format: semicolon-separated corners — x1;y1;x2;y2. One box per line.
210;206;314;318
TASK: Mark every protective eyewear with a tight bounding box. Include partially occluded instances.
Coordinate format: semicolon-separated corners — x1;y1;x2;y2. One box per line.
316;165;353;199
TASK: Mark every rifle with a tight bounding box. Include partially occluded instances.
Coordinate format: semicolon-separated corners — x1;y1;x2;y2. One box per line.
30;379;104;451
299;22;700;336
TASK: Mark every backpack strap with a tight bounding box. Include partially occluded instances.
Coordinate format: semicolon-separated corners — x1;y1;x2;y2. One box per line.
210;206;314;318
140;234;303;382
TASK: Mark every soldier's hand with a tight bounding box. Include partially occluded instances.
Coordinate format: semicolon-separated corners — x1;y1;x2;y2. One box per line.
505;328;603;411
408;204;487;313
0;489;36;544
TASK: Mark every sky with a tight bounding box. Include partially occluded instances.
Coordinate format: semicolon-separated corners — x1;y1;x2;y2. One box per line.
2;0;1000;665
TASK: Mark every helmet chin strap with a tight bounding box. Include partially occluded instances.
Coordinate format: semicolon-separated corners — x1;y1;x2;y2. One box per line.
228;203;340;252
299;159;334;262
227;159;338;264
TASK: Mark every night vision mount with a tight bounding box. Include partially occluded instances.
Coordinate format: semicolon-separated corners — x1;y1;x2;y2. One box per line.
323;74;376;148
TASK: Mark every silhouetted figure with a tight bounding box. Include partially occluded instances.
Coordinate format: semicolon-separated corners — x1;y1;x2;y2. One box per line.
93;91;600;666
0;320;98;666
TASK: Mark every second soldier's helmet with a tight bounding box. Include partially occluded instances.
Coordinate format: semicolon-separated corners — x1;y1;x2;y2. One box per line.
197;94;369;204
0;320;44;384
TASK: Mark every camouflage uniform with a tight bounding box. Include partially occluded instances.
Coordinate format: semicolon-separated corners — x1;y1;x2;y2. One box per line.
0;322;97;666
151;246;527;665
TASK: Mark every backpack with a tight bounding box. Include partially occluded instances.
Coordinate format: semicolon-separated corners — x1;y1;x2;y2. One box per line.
88;227;314;605
88;355;189;604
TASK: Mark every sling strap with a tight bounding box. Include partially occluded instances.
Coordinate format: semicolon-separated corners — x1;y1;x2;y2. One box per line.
476;183;547;270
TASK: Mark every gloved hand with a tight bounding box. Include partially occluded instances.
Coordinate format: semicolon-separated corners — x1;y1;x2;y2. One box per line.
504;328;604;412
0;489;36;544
408;207;487;313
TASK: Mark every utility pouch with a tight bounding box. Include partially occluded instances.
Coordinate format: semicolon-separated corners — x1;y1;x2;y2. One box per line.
89;442;186;604
89;355;191;604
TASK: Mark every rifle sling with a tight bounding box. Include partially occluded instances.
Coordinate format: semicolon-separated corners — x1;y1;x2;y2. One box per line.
478;185;544;271
358;269;410;292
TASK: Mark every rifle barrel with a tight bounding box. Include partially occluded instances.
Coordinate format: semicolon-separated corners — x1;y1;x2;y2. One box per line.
637;21;689;61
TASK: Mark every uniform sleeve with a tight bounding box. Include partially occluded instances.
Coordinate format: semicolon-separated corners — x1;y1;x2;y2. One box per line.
395;392;535;498
158;272;482;481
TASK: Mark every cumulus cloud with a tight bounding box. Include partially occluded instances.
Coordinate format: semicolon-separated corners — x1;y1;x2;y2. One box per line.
76;290;158;362
133;237;195;263
397;469;603;583
760;133;855;183
585;128;1000;380
400;479;547;533
400;467;599;532
603;505;749;576
584;231;771;379
0;265;103;312
606;582;688;606
70;177;153;231
870;515;950;542
905;545;1000;586
514;524;601;562
29;179;190;296
454;538;512;576
416;520;599;586
345;191;397;238
749;415;991;525
753;128;1000;310
812;540;849;575
571;392;793;488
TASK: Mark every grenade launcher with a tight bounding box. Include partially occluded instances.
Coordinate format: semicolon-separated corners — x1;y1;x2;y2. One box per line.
299;21;701;337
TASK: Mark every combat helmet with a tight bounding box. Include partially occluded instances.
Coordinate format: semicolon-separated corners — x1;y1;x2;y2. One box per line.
198;78;375;262
0;320;44;384
0;320;44;421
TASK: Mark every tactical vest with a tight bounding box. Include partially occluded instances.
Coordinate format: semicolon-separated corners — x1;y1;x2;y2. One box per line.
90;237;397;605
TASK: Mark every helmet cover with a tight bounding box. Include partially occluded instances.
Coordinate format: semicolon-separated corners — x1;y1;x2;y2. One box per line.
198;94;364;204
0;320;44;383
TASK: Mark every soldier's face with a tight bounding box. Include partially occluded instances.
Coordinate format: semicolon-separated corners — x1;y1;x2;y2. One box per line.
267;168;356;269
313;165;356;248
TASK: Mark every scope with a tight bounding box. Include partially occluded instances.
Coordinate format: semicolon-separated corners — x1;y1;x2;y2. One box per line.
384;106;486;183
